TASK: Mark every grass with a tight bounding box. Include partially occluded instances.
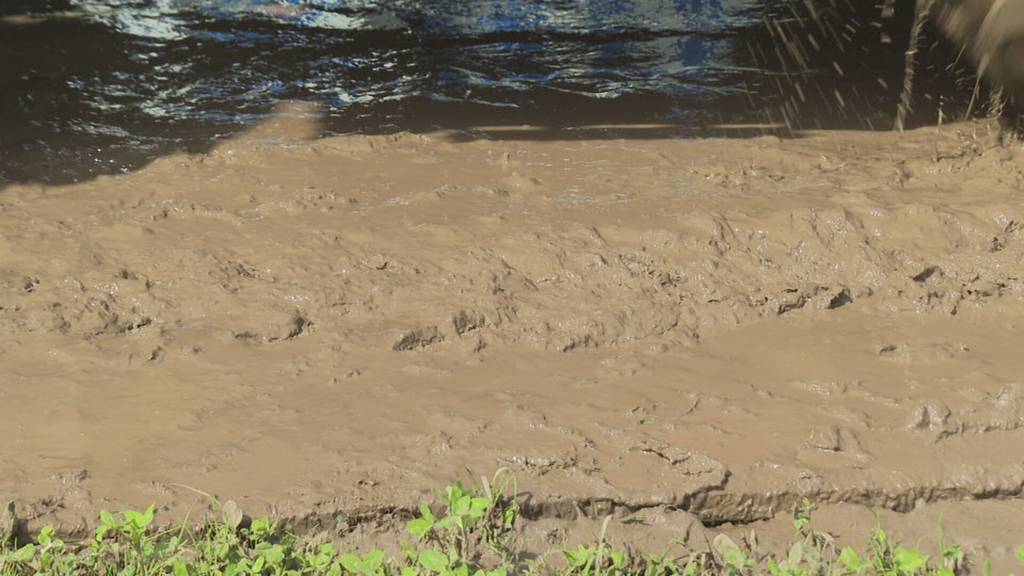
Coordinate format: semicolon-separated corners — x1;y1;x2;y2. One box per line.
1;470;1022;576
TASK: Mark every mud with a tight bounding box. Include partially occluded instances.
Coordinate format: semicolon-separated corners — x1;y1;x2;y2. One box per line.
2;109;1024;564
932;0;1024;102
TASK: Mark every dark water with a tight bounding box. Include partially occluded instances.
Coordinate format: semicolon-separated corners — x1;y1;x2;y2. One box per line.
0;1;989;188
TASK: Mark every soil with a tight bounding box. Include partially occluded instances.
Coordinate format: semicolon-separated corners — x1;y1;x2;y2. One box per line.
1;108;1023;568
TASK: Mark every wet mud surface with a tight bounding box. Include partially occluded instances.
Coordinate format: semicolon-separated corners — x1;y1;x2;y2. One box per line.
2;113;1024;565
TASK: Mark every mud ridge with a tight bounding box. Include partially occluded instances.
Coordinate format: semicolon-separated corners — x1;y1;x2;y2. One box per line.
276;482;1024;538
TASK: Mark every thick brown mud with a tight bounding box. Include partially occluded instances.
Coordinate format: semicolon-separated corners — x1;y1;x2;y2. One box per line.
1;111;1024;567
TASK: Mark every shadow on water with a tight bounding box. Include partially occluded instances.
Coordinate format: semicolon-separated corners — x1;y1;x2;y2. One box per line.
0;0;1001;190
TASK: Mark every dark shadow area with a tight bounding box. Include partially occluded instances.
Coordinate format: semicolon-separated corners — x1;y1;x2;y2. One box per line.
0;0;1005;190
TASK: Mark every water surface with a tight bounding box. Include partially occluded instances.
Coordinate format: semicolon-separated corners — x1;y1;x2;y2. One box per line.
0;0;984;187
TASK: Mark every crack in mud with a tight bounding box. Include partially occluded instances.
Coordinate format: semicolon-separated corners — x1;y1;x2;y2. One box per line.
280;482;1024;537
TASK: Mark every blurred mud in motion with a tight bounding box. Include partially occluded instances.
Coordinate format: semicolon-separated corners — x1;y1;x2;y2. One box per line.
0;1;1003;188
930;0;1024;104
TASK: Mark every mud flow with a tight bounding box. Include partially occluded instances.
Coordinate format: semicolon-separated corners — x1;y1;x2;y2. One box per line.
2;1;1024;572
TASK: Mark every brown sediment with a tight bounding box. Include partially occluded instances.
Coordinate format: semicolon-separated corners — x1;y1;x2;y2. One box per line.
1;110;1024;566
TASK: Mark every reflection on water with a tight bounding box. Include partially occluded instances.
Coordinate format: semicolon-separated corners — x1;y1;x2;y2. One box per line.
0;1;985;187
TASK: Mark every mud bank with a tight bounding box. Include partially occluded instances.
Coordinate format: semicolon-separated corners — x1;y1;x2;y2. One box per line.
1;114;1023;565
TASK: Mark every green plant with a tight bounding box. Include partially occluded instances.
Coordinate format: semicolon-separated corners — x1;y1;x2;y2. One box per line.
0;472;1019;576
640;549;684;576
340;549;390;576
406;470;520;566
406;482;489;561
559;517;625;576
712;535;750;576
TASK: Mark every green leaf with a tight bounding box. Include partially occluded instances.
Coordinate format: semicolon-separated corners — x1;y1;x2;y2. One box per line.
261;543;286;566
468;497;489;518
893;547;927;575
36;525;54;547
173;560;190;576
123;509;143;526
420;504;436;523
309;543;336;568
142;504;156;528
610;550;625;569
363;549;385;571
872;526;888;547
434;515;459;532
503;506;517;528
11;543;35;563
451;495;471;517
839;547;864;573
941;544;964;567
99;509;117;527
407;518;433;540
984;559;992;576
713;534;747;570
340;553;363;573
562;546;587;568
1017;546;1024;565
249;517;273;540
418;549;450;573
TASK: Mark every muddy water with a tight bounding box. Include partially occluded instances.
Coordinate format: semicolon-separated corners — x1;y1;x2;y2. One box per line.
2;109;1024;566
0;0;993;189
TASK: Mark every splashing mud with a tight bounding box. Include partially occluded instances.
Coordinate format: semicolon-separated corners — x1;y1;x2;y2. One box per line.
932;0;1024;103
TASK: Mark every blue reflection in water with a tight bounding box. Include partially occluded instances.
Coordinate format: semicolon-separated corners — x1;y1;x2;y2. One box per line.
4;0;960;186
49;0;762;124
